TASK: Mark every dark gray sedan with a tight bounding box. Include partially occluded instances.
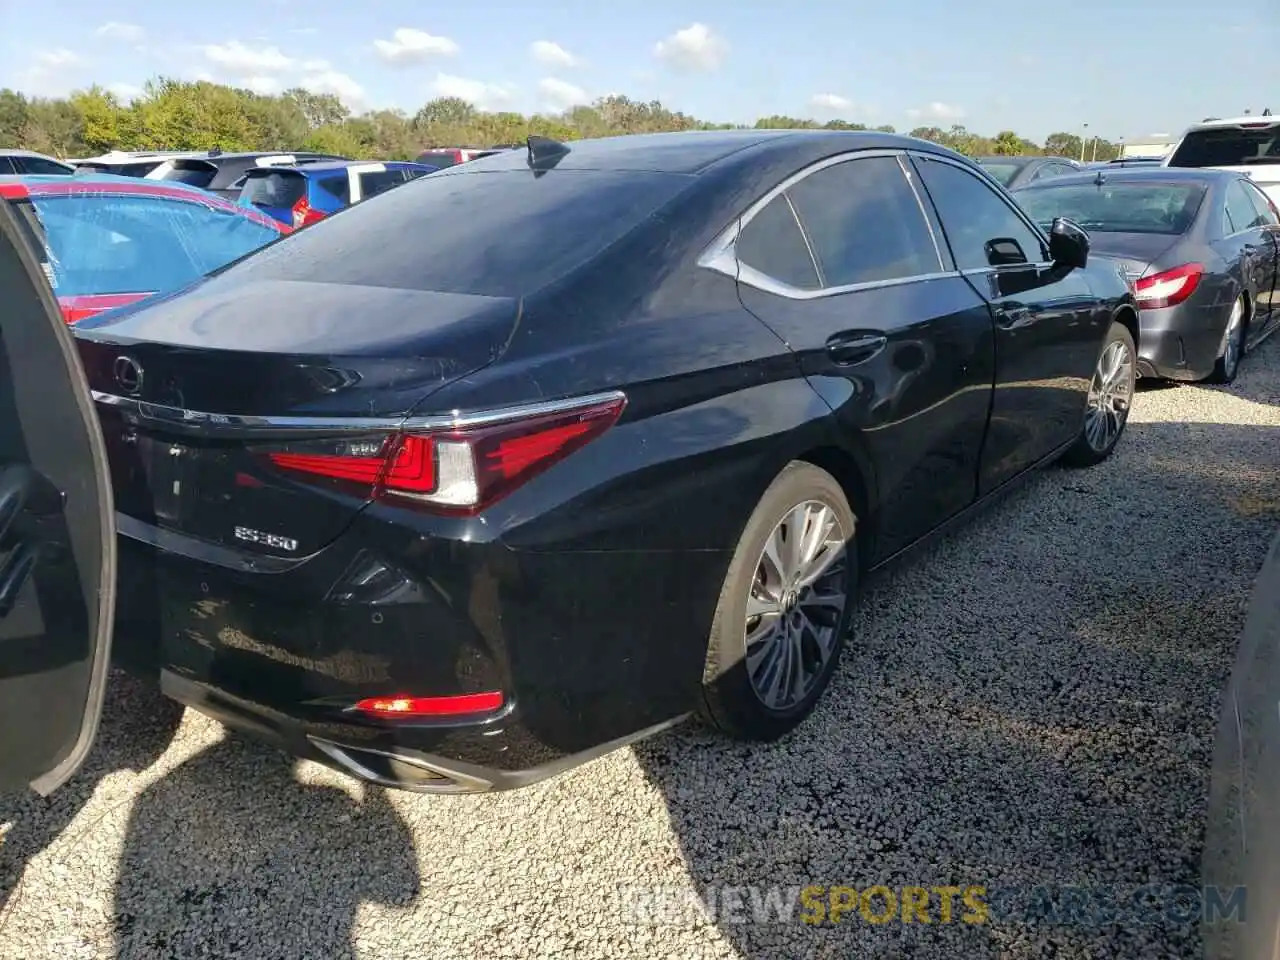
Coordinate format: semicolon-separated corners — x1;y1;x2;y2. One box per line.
973;155;1082;189
1016;168;1280;383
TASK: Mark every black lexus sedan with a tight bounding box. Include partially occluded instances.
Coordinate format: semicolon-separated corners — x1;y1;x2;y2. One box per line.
70;130;1137;794
1015;167;1280;383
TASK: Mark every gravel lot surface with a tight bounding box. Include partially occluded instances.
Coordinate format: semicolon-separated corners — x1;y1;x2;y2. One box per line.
2;338;1278;960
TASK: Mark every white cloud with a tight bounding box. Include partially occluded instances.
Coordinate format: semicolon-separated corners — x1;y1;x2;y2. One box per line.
810;93;852;112
35;49;83;69
96;22;145;43
374;28;459;64
301;70;365;107
431;73;517;111
538;77;588;112
906;101;966;122
242;75;282;95
107;81;143;103
202;40;293;74
530;40;577;69
653;23;728;71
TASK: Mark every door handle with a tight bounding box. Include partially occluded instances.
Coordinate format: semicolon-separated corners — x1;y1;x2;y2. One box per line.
826;332;887;366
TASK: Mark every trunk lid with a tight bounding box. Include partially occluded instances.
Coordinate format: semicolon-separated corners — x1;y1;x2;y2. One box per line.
75;278;518;557
1084;232;1182;283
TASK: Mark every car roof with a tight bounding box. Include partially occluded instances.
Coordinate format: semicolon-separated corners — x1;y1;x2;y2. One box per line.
1014;166;1238;189
0;149;65;160
1181;114;1279;132
974;155;1038;166
436;129;954;176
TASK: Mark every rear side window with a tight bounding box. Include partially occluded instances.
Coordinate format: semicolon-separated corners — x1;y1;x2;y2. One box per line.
315;175;350;204
787;156;941;286
0;157;15;175
1168;126;1280;167
24;194;280;297
1016;182;1206;235
241;171;307;208
735;195;820;290
205;169;691;298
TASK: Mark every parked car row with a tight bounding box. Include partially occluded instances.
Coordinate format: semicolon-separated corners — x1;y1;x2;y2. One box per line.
1009;112;1280;384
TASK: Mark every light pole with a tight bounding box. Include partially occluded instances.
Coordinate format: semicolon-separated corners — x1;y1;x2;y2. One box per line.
1079;123;1089;162
1090;135;1099;163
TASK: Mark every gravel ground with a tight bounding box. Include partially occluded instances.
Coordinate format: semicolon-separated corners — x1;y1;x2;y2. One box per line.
2;338;1279;960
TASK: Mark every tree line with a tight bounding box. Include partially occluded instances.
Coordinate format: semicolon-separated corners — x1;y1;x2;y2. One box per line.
0;77;1122;163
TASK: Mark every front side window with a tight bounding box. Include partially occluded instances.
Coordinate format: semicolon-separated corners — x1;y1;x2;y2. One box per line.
1243;181;1280;226
786;156;940;286
1225;180;1265;233
735;194;820;290
24;194;280;297
358;169;406;199
913;155;1047;270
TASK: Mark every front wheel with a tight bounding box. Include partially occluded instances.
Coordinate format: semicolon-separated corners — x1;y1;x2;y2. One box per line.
1061;320;1136;468
700;462;857;741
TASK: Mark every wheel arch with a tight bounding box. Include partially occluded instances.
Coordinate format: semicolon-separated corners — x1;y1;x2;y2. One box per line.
793;444;876;570
1113;303;1139;349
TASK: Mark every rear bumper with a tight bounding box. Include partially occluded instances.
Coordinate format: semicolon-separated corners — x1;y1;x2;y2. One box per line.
1135;301;1225;381
159;669;689;793
112;507;733;791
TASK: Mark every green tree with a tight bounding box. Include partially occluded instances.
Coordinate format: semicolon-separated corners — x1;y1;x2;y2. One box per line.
0;89;29;146
992;130;1024;156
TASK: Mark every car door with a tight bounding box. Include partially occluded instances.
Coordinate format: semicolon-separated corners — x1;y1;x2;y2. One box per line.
1238;178;1280;334
909;152;1104;496
726;151;996;559
1220;178;1277;344
0;198;115;796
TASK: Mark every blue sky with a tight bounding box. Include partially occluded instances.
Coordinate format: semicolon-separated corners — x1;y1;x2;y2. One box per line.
2;0;1277;143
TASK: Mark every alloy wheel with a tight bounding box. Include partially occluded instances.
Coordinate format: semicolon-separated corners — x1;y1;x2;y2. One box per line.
1084;339;1134;454
744;501;849;710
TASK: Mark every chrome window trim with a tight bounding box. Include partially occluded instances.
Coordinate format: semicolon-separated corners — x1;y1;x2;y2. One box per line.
782;192;824;287
697;148;953;300
89;388;628;439
896;154;948;270
907;150;1054;264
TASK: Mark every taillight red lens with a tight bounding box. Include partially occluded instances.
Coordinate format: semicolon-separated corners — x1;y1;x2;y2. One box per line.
353;691;504;718
266;394;626;513
1134;263;1204;309
290;196;309;228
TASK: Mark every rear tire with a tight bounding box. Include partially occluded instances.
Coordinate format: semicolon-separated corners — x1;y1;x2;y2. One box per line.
1206;295;1247;385
1062;319;1136;467
700;462;858;741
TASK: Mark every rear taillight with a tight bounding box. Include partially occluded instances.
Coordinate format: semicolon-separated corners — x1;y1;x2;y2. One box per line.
290;196;326;228
266;393;626;514
1134;263;1204;310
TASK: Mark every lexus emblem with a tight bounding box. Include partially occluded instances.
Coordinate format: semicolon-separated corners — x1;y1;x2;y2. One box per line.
114;356;144;396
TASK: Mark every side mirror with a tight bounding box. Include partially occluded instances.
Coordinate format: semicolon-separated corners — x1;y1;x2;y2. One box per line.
984;237;1028;266
1048;217;1090;269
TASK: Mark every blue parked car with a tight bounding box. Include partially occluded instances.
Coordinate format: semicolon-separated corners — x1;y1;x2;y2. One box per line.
238;160;438;228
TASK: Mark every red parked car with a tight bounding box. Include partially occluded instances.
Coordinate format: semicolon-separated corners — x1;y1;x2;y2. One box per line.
0;173;288;323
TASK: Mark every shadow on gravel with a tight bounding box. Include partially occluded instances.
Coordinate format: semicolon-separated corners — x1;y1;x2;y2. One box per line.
108;736;420;959
634;417;1279;960
0;672;184;925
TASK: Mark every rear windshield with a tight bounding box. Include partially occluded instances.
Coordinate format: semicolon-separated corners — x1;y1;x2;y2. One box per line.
206;169;692;297
157;162;217;189
1167;126;1280;167
240;170;307;208
975;161;1022;187
1016;181;1207;235
19;193;281;297
416;150;460;167
75;161;163;178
